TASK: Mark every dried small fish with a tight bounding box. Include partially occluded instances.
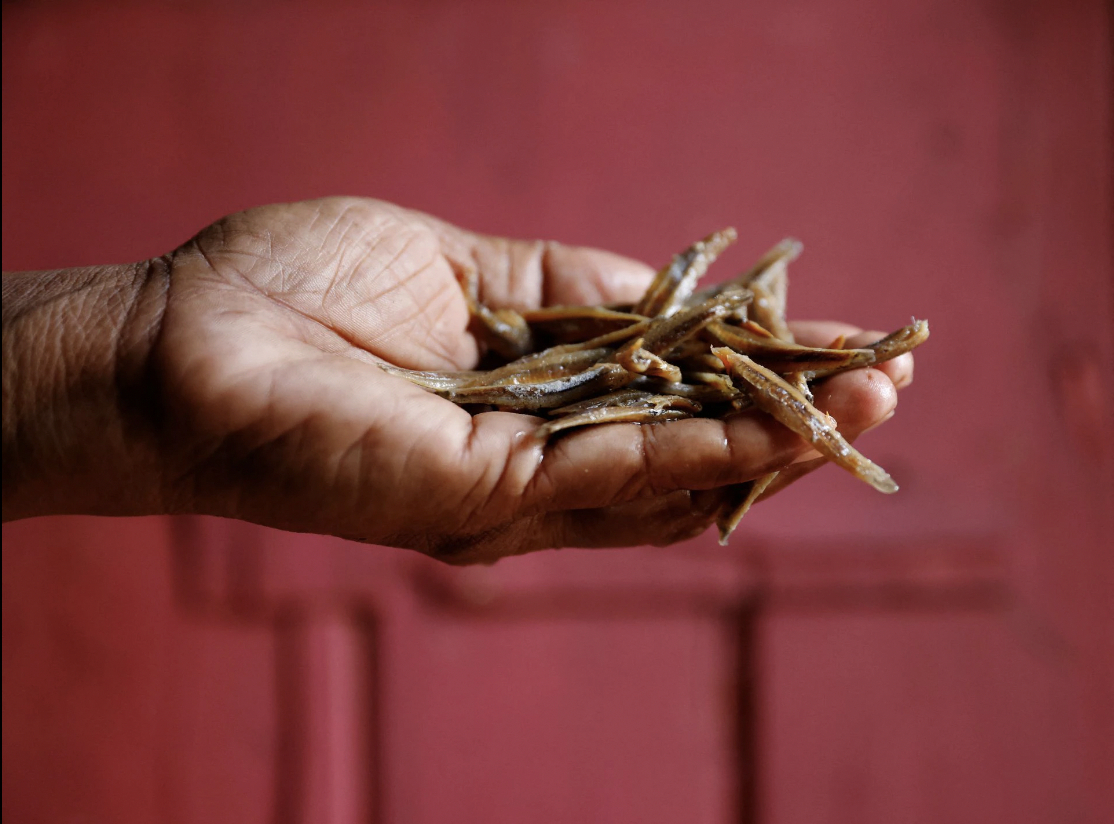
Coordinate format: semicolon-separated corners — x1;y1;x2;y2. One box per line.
714;348;898;494
705;320;876;372
440;362;633;411
688;237;801;310
457;266;534;360
520;306;647;344
748;281;795;342
632;374;743;404
566;319;653;350
380;348;613;392
548;388;657;416
803;319;930;381
376;363;485;392
480;347;613;387
682;371;738;390
673;351;728;373
739;237;803;290
613;337;684;383
538;393;702;437
715;473;778;546
638;288;751;356
634;228;738;317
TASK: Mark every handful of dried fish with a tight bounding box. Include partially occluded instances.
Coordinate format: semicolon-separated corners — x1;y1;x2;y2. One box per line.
382;230;929;543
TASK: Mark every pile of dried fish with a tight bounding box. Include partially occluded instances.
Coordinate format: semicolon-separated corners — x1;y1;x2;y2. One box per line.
382;230;928;543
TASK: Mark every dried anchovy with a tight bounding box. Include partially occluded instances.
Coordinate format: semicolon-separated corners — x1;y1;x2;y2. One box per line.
379;228;928;543
635;228;738;317
614;337;684;383
705;320;876;372
538;392;702;437
520;306;647;344
715;473;778;546
478;347;613;387
631;374;744;404
437;362;633;411
637;288;752;355
379;347;613;391
549;388;659;415
803;319;929;381
748;281;794;342
688;237;801;310
714;348;899;494
376;363;485;392
457;265;534;360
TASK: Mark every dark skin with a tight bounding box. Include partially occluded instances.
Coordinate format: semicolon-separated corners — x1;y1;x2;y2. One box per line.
2;197;912;563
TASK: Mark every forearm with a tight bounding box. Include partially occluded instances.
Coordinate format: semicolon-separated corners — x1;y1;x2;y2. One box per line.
2;260;170;520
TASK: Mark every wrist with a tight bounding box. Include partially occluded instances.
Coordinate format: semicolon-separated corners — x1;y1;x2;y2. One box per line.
2;258;171;520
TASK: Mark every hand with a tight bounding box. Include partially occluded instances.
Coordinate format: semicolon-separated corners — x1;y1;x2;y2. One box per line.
2;198;912;563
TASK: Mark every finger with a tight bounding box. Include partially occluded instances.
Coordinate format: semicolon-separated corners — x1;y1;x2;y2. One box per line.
460;236;653;309
461;366;898;515
417;210;654;309
788;320;865;346
537;242;656;306
412;487;727;564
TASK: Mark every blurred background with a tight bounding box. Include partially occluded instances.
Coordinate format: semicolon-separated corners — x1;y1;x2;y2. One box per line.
3;1;1111;822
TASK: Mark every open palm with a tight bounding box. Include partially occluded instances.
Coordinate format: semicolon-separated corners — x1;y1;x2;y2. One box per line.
152;197;903;563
